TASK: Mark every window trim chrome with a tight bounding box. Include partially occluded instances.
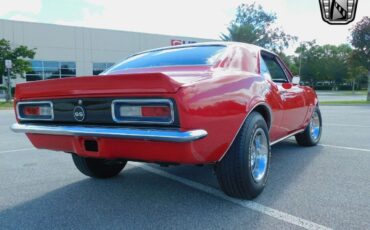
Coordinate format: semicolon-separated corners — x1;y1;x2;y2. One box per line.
101;44;227;75
111;99;175;125
16;101;54;121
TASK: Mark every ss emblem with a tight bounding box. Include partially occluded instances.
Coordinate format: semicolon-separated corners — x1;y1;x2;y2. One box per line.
73;106;86;122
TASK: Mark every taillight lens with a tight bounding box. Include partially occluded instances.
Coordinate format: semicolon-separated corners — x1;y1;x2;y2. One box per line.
17;102;53;121
112;99;174;124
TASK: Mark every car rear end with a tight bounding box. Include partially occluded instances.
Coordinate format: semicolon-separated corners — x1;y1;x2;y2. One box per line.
11;45;231;164
12;74;211;164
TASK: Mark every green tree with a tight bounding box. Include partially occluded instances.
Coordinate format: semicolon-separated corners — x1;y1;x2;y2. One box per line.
295;41;352;89
278;52;299;75
0;38;36;101
350;17;370;101
348;55;368;93
322;44;352;88
221;3;297;52
295;41;323;86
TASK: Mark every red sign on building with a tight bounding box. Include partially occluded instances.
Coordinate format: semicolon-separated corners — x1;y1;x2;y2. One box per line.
171;39;197;46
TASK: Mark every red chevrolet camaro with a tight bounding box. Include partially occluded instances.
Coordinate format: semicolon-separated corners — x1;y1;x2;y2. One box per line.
11;42;322;199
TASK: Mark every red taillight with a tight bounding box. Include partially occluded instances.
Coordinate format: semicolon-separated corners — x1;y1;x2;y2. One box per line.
17;102;53;120
141;106;171;117
119;105;171;118
23;106;41;116
23;106;51;116
113;99;174;124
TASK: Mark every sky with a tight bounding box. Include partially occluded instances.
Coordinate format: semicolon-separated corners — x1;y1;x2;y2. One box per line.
0;0;369;54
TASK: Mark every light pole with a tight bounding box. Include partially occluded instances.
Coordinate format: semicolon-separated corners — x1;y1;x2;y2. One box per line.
298;42;304;77
367;70;370;102
366;35;370;102
299;53;302;76
4;60;12;102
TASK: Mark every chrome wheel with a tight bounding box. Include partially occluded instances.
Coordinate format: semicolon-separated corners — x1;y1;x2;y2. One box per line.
250;128;269;183
310;111;321;141
295;107;322;146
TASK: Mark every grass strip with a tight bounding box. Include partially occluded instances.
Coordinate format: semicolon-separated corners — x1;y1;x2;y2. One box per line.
320;100;370;105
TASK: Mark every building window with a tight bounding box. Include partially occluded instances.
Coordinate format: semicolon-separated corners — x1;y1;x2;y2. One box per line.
93;62;114;75
26;61;76;81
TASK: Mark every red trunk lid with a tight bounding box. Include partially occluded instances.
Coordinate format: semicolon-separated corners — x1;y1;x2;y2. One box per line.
15;66;212;100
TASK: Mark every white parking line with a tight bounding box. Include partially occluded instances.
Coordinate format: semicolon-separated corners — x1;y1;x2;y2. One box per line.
318;144;370;153
325;123;370;128
284;140;370;153
130;162;332;230
0;148;35;154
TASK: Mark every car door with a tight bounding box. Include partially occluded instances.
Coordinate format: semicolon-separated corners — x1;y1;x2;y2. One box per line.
261;52;308;135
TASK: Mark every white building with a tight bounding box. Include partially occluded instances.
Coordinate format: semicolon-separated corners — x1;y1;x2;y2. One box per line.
0;19;212;87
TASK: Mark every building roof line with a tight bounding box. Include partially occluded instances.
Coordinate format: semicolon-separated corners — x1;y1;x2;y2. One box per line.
0;18;216;41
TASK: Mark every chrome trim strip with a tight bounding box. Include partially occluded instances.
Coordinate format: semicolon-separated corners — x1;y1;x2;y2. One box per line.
16;101;54;121
111;99;175;125
105;64;214;75
10;123;207;143
270;129;305;146
101;44;227;75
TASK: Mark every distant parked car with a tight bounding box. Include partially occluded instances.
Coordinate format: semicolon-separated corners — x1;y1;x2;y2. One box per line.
11;42;322;199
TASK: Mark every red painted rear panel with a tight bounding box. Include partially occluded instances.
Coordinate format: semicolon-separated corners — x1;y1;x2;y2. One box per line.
15;43;318;164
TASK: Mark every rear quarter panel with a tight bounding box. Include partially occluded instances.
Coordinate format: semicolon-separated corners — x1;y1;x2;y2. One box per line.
176;71;274;162
300;85;319;128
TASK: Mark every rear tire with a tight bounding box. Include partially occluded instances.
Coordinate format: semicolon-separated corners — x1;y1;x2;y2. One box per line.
215;112;271;199
295;106;322;146
72;154;126;178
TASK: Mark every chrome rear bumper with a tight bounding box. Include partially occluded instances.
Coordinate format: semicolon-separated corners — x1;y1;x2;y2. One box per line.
10;123;207;143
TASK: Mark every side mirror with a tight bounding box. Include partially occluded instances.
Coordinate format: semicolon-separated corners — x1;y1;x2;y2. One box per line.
292;76;301;85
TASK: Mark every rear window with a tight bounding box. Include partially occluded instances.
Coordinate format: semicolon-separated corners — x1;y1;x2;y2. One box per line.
103;45;226;74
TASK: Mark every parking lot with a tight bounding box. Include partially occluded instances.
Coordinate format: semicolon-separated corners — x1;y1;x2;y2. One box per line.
316;91;367;102
0;105;369;230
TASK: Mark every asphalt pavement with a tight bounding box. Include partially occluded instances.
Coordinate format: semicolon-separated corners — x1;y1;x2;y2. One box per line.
0;105;369;230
